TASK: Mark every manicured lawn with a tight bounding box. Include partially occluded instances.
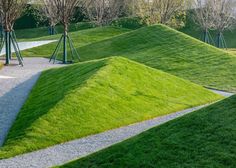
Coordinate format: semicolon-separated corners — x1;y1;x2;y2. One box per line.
58;95;236;168
20;26;130;57
22;24;236;91
180;26;236;48
0;57;222;159
76;25;236;92
15;22;96;40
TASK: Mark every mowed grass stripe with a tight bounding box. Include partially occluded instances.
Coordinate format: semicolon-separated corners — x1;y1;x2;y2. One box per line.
77;25;236;92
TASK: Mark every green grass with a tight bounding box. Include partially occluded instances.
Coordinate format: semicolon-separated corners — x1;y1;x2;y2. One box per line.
0;57;222;159
20;26;130;57
180;26;236;48
15;22;96;40
22;24;236;91
58;95;236;168
74;24;236;92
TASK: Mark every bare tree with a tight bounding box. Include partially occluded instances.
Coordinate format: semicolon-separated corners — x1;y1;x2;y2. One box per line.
84;0;124;26
0;0;28;65
48;0;83;64
133;0;185;26
36;0;60;35
193;0;215;43
212;0;234;48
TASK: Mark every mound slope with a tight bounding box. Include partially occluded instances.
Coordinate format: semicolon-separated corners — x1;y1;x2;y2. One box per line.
0;57;221;159
21;26;130;57
60;95;236;168
79;24;236;92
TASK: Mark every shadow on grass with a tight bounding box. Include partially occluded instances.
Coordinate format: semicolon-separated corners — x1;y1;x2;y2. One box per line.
2;60;106;147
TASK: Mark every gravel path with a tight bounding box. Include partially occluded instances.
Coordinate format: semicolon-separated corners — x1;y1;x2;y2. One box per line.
0;101;229;168
0;58;63;146
208;88;234;97
0;40;56;56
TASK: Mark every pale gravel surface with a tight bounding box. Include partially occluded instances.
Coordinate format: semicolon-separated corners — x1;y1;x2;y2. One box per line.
0;102;229;168
0;40;57;56
208;88;234;97
0;58;63;146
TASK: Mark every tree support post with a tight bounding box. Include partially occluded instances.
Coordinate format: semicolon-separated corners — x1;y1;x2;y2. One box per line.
63;31;67;64
49;33;80;64
216;32;227;49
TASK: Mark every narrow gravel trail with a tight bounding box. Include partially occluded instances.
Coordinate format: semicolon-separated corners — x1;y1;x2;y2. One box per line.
0;40;56;56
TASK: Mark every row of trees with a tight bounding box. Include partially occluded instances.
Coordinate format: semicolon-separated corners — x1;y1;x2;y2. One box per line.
193;0;235;48
0;0;128;65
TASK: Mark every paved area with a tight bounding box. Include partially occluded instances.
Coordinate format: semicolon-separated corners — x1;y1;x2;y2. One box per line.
0;58;63;146
0;40;56;56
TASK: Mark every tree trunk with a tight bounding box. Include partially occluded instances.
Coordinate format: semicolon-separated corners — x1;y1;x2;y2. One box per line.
49;26;55;35
52;26;55;35
217;32;221;48
63;24;68;64
203;29;207;43
5;31;10;65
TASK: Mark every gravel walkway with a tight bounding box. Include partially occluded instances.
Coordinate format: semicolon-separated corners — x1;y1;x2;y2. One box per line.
0;101;229;168
0;40;56;56
208;88;234;97
0;58;63;146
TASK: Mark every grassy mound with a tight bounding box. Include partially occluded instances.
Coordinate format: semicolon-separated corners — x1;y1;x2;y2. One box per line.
76;24;236;92
180;23;236;49
21;26;130;57
16;22;96;40
59;95;236;168
0;57;221;159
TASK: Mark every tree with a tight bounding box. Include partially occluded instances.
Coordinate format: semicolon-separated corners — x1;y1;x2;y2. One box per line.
47;0;82;64
40;0;60;35
212;0;234;48
84;0;124;26
134;0;185;27
193;0;215;44
0;0;27;65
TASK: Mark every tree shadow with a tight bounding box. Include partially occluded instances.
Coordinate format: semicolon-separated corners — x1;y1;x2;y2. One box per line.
1;60;106;147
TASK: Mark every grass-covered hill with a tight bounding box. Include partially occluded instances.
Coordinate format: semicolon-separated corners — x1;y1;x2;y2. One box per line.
76;24;236;92
15;22;96;40
20;26;130;57
180;23;236;49
22;24;236;91
59;94;236;168
0;57;221;159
